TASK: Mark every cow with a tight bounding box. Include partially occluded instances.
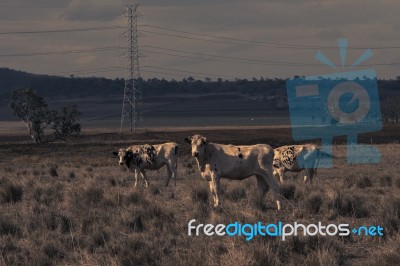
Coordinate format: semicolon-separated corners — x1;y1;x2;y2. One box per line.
273;144;319;184
184;134;282;210
113;142;179;187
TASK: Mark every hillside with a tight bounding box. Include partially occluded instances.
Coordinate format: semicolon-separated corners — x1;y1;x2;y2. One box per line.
1;67;399;127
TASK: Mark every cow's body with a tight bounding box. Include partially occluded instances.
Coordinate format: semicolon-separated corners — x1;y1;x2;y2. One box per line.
273;144;319;183
185;135;281;210
113;142;179;187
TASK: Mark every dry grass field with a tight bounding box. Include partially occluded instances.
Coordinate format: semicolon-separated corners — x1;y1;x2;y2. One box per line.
0;126;400;265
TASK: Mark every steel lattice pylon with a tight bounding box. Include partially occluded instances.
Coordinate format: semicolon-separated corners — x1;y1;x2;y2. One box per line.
120;4;143;133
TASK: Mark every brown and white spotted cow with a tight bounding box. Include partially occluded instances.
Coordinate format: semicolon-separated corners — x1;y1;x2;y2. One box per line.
185;134;282;210
113;142;179;187
273;144;319;183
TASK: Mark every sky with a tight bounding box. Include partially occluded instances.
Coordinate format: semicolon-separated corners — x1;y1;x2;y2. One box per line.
0;0;399;80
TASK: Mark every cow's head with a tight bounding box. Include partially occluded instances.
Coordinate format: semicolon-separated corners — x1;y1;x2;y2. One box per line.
113;148;134;167
184;134;208;158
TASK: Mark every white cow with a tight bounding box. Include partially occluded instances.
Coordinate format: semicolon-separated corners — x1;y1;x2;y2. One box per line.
273;144;319;183
185;134;282;210
113;142;179;187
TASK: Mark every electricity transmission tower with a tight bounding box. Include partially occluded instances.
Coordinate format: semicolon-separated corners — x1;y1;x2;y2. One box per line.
120;4;143;133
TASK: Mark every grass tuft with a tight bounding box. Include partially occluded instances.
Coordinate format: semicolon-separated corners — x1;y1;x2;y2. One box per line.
0;181;23;203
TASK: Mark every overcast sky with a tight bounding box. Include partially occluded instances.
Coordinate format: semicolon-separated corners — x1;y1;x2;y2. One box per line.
0;0;399;80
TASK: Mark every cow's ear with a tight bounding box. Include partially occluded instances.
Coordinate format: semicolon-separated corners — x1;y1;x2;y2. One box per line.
112;151;118;156
202;137;208;145
184;137;192;144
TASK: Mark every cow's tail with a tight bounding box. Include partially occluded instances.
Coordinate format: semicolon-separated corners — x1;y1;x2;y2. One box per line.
314;149;321;178
319;150;337;159
174;145;179;155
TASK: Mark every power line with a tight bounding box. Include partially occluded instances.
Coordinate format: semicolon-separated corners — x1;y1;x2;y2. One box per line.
1;21;398;51
140;29;292;49
141;24;400;50
142;65;237;79
0;4;125;8
0;26;124;35
47;66;124;76
142;25;323;49
141;48;320;67
143;46;400;67
143;45;316;66
0;46;123;57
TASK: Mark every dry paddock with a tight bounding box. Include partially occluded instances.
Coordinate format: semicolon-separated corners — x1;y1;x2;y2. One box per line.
0;127;400;265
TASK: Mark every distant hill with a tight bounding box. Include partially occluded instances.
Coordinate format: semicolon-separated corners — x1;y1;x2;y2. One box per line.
1;67;400;127
1;67;399;103
0;67;123;101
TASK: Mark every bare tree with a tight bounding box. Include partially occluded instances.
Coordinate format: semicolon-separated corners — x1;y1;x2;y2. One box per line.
10;88;81;143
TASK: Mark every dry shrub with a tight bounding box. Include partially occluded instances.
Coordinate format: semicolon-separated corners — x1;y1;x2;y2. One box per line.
327;192;369;218
33;183;64;206
286;236;345;265
84;187;103;205
0;180;23;203
150;186;161;195
394;177;400;189
112;238;161;265
43;241;65;260
368;235;400;265
0;216;20;237
225;187;247;202
378;175;392;187
49;167;58;177
221;248;256;266
0;239;24;265
250;242;281;266
89;230;110;252
109;177;117;186
356;176;373;189
42;212;74;234
280;183;296;200
127;214;144;232
302;192;323;215
379;197;400;236
191;187;209;204
124;191;148;206
192;202;211;221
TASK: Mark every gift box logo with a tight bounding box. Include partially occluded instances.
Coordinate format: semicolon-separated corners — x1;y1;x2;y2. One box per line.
286;39;382;168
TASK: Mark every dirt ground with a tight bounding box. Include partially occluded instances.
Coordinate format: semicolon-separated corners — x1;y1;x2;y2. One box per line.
0;125;399;265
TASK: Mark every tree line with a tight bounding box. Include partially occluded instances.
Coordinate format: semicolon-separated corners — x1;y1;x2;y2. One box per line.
3;68;400;143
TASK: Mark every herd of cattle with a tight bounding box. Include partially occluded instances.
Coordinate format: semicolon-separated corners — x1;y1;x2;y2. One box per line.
113;134;323;210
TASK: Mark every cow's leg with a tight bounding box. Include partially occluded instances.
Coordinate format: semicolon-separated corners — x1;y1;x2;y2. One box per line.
260;169;282;211
134;169;139;187
304;169;311;183
255;175;268;198
171;158;178;186
211;172;220;207
165;165;172;187
208;180;216;205
277;169;285;183
173;160;178;186
140;170;149;188
307;168;316;183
